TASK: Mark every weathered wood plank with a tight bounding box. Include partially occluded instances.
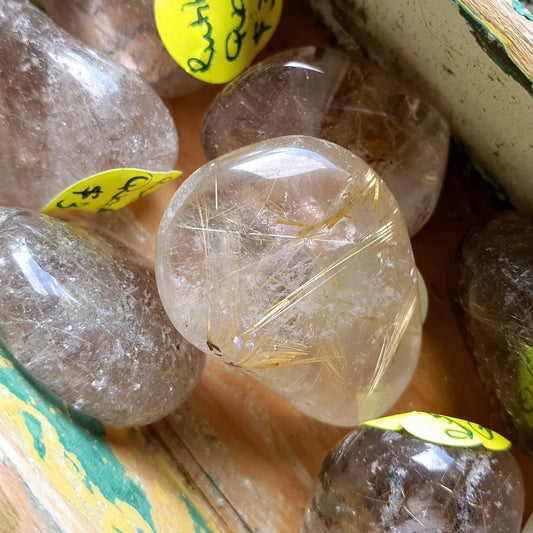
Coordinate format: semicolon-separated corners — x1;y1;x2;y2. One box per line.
0;344;225;532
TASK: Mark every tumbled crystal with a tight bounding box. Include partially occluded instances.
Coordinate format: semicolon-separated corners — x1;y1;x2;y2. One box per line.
0;0;178;212
156;136;422;426
0;207;205;426
455;211;533;453
302;425;524;532
39;0;203;98
202;46;450;236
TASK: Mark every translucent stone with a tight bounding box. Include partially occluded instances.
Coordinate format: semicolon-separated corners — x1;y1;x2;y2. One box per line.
39;0;203;98
455;211;533;454
0;0;178;212
0;207;205;426
302;425;524;532
202;46;450;236
156;136;422;426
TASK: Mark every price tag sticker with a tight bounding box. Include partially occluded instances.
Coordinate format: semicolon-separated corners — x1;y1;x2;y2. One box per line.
154;0;283;84
364;411;511;451
41;168;181;213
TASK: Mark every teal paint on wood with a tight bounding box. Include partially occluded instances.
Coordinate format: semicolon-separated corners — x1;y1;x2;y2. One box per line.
512;0;533;21
453;0;533;90
179;491;215;533
0;341;157;532
22;411;46;460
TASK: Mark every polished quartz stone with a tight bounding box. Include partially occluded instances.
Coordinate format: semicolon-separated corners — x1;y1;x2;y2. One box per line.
202;46;450;236
39;0;203;98
156;136;422;426
0;0;178;211
302;425;524;532
0;207;205;426
455;211;533;453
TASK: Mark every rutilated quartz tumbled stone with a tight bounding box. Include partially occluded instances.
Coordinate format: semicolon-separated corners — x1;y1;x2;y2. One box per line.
0;207;205;426
302;424;524;532
39;0;203;98
455;211;533;454
0;0;178;211
202;46;450;236
156;136;422;426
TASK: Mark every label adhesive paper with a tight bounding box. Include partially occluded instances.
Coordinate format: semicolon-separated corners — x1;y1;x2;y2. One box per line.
154;0;283;83
41;168;181;213
364;411;511;451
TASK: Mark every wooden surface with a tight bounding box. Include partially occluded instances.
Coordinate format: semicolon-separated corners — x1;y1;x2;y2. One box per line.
1;1;533;531
459;0;533;82
308;0;533;218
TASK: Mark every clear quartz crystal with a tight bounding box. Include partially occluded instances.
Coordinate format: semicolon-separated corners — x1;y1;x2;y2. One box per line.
0;207;205;426
39;0;203;98
156;136;422;426
302;426;524;532
455;212;533;454
0;0;178;211
202;46;450;236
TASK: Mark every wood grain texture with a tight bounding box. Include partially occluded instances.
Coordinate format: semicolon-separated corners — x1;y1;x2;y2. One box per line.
457;0;533;82
1;0;532;531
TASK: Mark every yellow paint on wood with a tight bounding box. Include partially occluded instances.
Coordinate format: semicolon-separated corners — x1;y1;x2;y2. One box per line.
0;384;155;533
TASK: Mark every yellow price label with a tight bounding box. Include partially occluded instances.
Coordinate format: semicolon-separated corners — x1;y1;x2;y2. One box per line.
41;168;181;213
364;411;511;451
154;0;283;84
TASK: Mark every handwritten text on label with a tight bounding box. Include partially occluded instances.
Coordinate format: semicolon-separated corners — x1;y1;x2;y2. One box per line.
154;0;283;83
364;411;511;451
41;169;181;213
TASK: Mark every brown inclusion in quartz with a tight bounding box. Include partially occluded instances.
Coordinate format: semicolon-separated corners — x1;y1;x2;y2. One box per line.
302;425;524;532
202;46;450;236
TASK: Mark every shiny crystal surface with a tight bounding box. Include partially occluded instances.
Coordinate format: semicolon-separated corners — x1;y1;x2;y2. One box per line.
202;46;450;236
455;211;533;453
156;136;422;426
40;0;203;97
0;207;205;426
303;425;524;532
0;0;178;211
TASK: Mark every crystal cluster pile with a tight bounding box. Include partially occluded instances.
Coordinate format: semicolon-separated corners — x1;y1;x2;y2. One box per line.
39;0;202;98
156;136;422;426
0;0;178;211
0;207;205;426
202;46;450;235
302;425;524;532
455;211;533;453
